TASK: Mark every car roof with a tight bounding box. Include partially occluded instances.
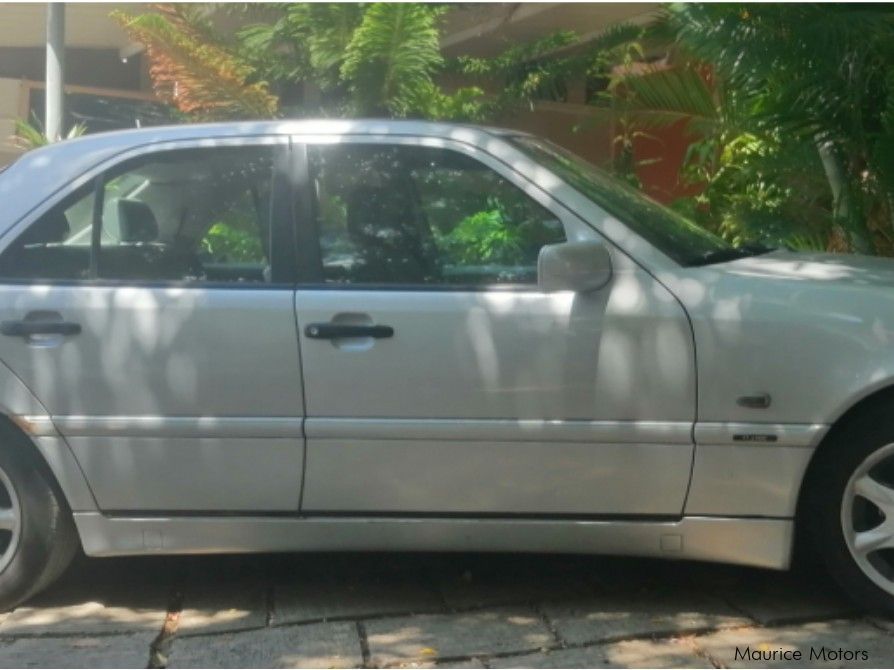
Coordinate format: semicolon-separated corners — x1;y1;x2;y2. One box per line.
0;119;527;239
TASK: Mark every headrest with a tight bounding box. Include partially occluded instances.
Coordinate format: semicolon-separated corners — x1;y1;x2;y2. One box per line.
346;185;410;239
118;200;159;243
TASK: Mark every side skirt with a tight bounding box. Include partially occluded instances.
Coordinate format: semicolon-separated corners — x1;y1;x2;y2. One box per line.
73;513;793;570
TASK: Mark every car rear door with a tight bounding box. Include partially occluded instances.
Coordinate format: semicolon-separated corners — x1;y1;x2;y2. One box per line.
293;135;697;516
0;137;306;512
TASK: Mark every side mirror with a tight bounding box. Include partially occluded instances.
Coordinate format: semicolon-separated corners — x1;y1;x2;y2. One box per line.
538;240;613;293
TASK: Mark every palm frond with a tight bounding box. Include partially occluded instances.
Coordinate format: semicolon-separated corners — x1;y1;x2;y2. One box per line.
577;22;645;63
11;116;86;150
111;4;279;119
341;3;446;116
620;66;718;126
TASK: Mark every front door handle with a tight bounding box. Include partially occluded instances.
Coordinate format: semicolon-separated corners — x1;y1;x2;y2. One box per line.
1;320;81;337
305;323;394;340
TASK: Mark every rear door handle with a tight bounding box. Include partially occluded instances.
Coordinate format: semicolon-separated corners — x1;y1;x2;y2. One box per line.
305;323;394;339
1;320;81;337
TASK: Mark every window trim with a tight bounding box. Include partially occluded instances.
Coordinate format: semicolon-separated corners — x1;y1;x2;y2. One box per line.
0;136;297;289
294;135;580;292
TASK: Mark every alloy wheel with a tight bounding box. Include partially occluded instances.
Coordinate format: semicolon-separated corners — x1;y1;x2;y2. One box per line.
841;442;894;596
0;466;21;574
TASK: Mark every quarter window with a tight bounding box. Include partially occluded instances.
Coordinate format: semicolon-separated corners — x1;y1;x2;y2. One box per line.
309;144;565;287
0;183;94;281
0;145;280;284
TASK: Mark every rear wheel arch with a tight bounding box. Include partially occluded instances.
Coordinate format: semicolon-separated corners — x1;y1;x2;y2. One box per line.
0;416;71;510
0;413;81;608
0;360;97;514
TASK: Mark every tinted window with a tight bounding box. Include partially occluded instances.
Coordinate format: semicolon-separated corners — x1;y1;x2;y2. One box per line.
310;144;565;287
0;145;279;283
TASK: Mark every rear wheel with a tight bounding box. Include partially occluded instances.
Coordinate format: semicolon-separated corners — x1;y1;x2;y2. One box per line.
807;411;894;614
0;429;78;610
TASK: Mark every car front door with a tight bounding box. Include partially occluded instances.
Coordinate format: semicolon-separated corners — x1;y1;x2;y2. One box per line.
0;138;305;512
294;137;697;516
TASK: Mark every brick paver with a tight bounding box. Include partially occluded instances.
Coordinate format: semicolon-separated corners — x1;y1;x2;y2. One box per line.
0;634;155;668
167;621;362;668
364;607;553;665
542;589;750;645
273;572;442;624
488;638;713;668
0;553;889;669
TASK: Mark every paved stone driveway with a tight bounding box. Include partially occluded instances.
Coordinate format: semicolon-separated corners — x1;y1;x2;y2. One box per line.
0;552;890;668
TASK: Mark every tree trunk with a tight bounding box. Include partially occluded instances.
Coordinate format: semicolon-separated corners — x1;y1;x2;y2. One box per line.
817;138;870;252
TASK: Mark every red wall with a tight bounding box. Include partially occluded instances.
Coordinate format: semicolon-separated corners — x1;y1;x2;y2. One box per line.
631;119;702;204
498;106;699;205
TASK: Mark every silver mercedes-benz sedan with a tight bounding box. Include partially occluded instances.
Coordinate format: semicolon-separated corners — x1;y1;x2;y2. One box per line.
0;120;892;612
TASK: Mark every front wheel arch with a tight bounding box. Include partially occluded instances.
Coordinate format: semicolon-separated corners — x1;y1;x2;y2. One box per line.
795;385;894;612
795;384;894;537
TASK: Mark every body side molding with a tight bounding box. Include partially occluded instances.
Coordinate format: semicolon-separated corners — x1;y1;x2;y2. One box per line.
305;418;693;443
47;416;304;439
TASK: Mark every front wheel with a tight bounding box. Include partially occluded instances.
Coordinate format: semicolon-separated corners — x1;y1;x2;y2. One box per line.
0;429;79;610
807;413;894;614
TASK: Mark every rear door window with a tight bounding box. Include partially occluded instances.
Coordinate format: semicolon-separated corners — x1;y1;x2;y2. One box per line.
0;144;286;284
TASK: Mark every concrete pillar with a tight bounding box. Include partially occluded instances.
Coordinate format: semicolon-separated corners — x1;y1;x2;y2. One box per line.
45;3;65;142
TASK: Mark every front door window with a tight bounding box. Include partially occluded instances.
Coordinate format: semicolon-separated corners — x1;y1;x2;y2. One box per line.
309;144;566;287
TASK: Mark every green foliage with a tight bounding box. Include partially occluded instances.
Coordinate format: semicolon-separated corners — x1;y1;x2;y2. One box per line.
457;22;643;115
12;116;86;150
603;3;894;255
440;205;524;266
201;222;263;262
340;4;445;116
456;31;580;108
237;4;363;90
122;4;647;124
673;131;832;249
615;66;718;132
217;3;526;120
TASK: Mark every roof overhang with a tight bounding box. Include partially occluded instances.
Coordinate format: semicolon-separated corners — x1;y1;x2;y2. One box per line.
0;3;147;51
441;3;660;57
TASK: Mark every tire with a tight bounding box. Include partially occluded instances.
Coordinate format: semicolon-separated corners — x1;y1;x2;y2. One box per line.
0;426;78;611
805;404;894;615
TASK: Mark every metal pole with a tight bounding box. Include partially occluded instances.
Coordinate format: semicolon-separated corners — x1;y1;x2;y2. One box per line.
45;3;65;142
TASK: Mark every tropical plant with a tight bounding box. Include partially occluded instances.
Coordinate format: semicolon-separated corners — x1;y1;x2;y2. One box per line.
201;222;264;262
600;4;894;254
12;116;87;150
235;3;470;118
115;4;646;124
115;4;482;120
441;205;524;266
340;4;448;117
111;4;279;119
456;22;644;119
